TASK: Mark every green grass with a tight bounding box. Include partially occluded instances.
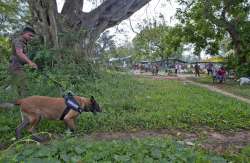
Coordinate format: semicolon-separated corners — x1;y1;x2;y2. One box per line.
190;75;250;99
1;72;250;160
0;137;230;162
1;73;250;145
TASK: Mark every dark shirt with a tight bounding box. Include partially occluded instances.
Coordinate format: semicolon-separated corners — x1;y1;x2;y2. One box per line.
10;36;28;70
207;63;213;70
194;65;199;70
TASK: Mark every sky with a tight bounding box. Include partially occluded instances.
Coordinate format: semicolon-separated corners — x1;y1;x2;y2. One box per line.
56;0;179;46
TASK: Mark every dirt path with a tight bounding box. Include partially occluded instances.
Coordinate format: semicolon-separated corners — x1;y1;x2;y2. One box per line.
2;128;250;154
184;80;250;105
75;128;250;153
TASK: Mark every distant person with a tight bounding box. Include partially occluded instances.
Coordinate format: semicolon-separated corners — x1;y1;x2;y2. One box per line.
217;66;226;83
152;64;160;76
144;63;149;72
139;64;144;73
194;63;200;77
156;64;159;75
178;64;182;74
175;64;178;74
206;62;213;75
212;66;217;83
9;27;38;97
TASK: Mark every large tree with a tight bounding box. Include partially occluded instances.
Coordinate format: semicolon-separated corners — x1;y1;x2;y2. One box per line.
133;24;184;60
176;0;250;64
27;0;152;56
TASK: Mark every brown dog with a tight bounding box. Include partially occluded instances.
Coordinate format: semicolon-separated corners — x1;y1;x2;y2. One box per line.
15;95;101;141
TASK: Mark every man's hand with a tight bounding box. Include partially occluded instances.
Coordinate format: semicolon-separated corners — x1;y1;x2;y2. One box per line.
29;62;38;69
16;48;38;69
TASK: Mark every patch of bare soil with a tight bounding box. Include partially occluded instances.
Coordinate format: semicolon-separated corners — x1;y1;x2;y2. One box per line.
203;130;250;153
2;128;250;154
79;128;250;154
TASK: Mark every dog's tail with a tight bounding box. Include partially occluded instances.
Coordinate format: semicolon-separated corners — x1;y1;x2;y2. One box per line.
0;99;22;109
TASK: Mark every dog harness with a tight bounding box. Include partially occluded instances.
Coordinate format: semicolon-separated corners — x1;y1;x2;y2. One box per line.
60;93;85;120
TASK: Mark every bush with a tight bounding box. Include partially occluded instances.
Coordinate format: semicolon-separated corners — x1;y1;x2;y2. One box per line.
236;63;250;77
225;53;250;77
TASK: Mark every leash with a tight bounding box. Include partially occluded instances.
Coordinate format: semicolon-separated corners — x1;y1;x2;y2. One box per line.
38;71;67;93
36;71;101;116
37;71;87;114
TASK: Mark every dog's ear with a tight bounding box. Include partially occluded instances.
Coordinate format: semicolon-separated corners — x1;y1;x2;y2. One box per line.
90;96;95;104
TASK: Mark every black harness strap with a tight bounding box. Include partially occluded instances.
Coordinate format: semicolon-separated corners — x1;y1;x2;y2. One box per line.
60;106;71;120
60;106;87;120
60;93;87;120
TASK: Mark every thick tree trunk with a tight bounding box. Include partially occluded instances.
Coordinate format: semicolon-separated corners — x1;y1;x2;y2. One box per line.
28;0;60;48
226;23;246;63
27;0;152;56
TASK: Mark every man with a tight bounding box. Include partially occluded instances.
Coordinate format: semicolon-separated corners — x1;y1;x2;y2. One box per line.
206;62;213;76
175;64;178;74
194;63;200;77
9;27;38;97
217;66;226;83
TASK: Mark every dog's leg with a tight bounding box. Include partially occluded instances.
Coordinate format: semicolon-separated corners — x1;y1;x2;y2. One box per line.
16;116;29;139
27;116;40;133
64;118;76;132
27;116;46;142
63;110;78;132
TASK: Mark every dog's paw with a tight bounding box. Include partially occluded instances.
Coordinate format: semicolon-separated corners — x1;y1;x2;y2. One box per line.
65;129;74;136
32;135;47;142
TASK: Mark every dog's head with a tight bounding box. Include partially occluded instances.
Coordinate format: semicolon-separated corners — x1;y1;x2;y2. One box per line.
89;96;102;114
77;96;102;114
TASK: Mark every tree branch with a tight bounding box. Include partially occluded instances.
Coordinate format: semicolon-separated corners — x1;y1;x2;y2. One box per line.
61;0;83;16
85;0;152;31
128;18;139;34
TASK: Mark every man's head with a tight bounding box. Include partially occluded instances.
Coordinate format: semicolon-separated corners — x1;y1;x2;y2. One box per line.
22;27;35;41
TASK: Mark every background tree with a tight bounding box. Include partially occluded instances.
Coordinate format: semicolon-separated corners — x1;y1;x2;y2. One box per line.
95;30;115;57
133;23;184;61
176;0;250;64
0;0;29;35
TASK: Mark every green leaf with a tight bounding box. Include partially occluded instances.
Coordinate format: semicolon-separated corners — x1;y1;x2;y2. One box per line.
34;148;51;157
151;148;162;159
70;155;82;162
22;149;35;157
113;155;131;161
74;146;86;154
61;153;70;162
0;126;10;132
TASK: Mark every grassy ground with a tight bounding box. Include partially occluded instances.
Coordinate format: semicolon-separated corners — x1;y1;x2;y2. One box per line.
1;72;250;161
0;137;236;163
189;75;250;99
